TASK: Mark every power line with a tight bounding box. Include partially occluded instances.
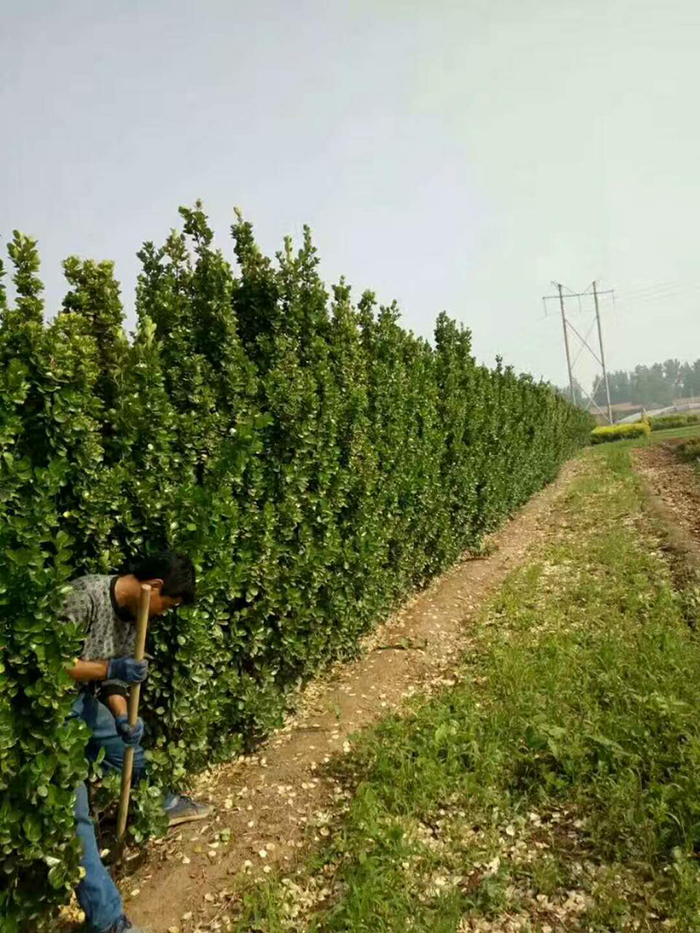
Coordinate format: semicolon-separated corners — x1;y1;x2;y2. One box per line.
618;279;700;300
542;288;614;316
616;282;700;308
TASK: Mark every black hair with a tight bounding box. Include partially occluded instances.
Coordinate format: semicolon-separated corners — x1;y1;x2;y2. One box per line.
130;551;196;605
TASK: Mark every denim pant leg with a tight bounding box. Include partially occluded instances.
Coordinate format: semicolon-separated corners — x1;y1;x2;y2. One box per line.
70;695;125;932
80;694;146;780
70;693;173;929
81;697;176;807
74;781;123;932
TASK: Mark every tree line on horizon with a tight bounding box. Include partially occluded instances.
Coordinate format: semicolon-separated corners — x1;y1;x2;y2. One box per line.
559;357;700;410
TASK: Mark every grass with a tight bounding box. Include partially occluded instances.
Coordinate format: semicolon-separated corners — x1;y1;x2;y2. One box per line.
228;446;700;933
637;424;700;446
673;437;700;468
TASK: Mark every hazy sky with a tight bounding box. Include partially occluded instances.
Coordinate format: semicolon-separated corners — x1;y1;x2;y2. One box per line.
3;1;700;391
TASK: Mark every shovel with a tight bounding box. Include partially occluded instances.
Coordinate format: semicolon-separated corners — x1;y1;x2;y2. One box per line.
115;582;151;844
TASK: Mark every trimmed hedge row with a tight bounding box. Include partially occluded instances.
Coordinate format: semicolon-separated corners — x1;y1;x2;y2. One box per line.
675;438;700;463
0;205;592;929
650;413;700;431
591;423;651;444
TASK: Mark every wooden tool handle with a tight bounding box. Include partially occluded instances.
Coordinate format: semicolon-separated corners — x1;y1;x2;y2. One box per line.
127;584;150;726
116;583;151;842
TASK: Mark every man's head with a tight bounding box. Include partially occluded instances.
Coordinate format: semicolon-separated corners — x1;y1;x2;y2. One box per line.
130;551;196;617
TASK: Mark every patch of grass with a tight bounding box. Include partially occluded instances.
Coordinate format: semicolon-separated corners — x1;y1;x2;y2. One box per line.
650;414;700;432
229;446;700;933
640;424;700;446
674;437;700;465
606;423;700;451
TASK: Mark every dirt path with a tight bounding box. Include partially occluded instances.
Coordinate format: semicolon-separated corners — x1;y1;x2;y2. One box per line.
108;462;583;933
632;446;700;572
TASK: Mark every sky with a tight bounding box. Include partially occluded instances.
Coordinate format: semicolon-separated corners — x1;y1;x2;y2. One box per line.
2;0;700;393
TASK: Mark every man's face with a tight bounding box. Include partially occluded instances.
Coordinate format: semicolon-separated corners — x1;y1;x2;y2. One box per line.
147;582;182;618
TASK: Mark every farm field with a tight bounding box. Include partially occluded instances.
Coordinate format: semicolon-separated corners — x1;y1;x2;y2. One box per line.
633;444;700;546
65;436;700;933
644;424;700;445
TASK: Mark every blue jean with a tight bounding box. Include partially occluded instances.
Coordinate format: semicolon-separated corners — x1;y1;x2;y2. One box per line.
74;781;123;932
70;694;171;932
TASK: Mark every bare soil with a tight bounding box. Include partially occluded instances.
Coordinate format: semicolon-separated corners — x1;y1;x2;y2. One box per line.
64;462;583;933
633;445;700;577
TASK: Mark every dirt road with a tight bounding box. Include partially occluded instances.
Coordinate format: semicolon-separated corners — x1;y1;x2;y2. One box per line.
100;461;583;933
633;445;700;575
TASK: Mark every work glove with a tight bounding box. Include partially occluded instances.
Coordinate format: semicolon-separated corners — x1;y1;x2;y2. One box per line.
107;656;149;683
115;715;145;747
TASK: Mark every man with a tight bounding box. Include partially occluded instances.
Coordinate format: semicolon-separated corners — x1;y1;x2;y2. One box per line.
65;551;211;933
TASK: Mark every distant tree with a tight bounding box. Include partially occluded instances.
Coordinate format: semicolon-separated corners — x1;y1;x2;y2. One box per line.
579;356;700;410
679;359;700;398
691;359;700;396
557;378;587;407
663;358;682;387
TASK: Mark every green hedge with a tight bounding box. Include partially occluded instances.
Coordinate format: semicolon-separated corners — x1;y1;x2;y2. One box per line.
675;438;700;463
591;423;651;444
650;413;700;431
0;205;591;930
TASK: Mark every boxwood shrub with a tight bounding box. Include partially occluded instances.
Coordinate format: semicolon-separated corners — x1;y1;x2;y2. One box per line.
591;423;651;444
650;413;700;431
0;205;592;930
675;438;700;463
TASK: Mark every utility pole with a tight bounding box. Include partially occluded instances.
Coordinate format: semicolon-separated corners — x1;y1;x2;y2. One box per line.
556;282;575;404
592;280;613;424
542;282;616;423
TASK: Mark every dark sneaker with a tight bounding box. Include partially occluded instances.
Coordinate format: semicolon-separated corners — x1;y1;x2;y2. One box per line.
105;917;151;933
165;794;211;827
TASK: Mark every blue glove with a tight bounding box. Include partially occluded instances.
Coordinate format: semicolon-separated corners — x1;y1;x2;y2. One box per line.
107;656;148;683
115;715;145;747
